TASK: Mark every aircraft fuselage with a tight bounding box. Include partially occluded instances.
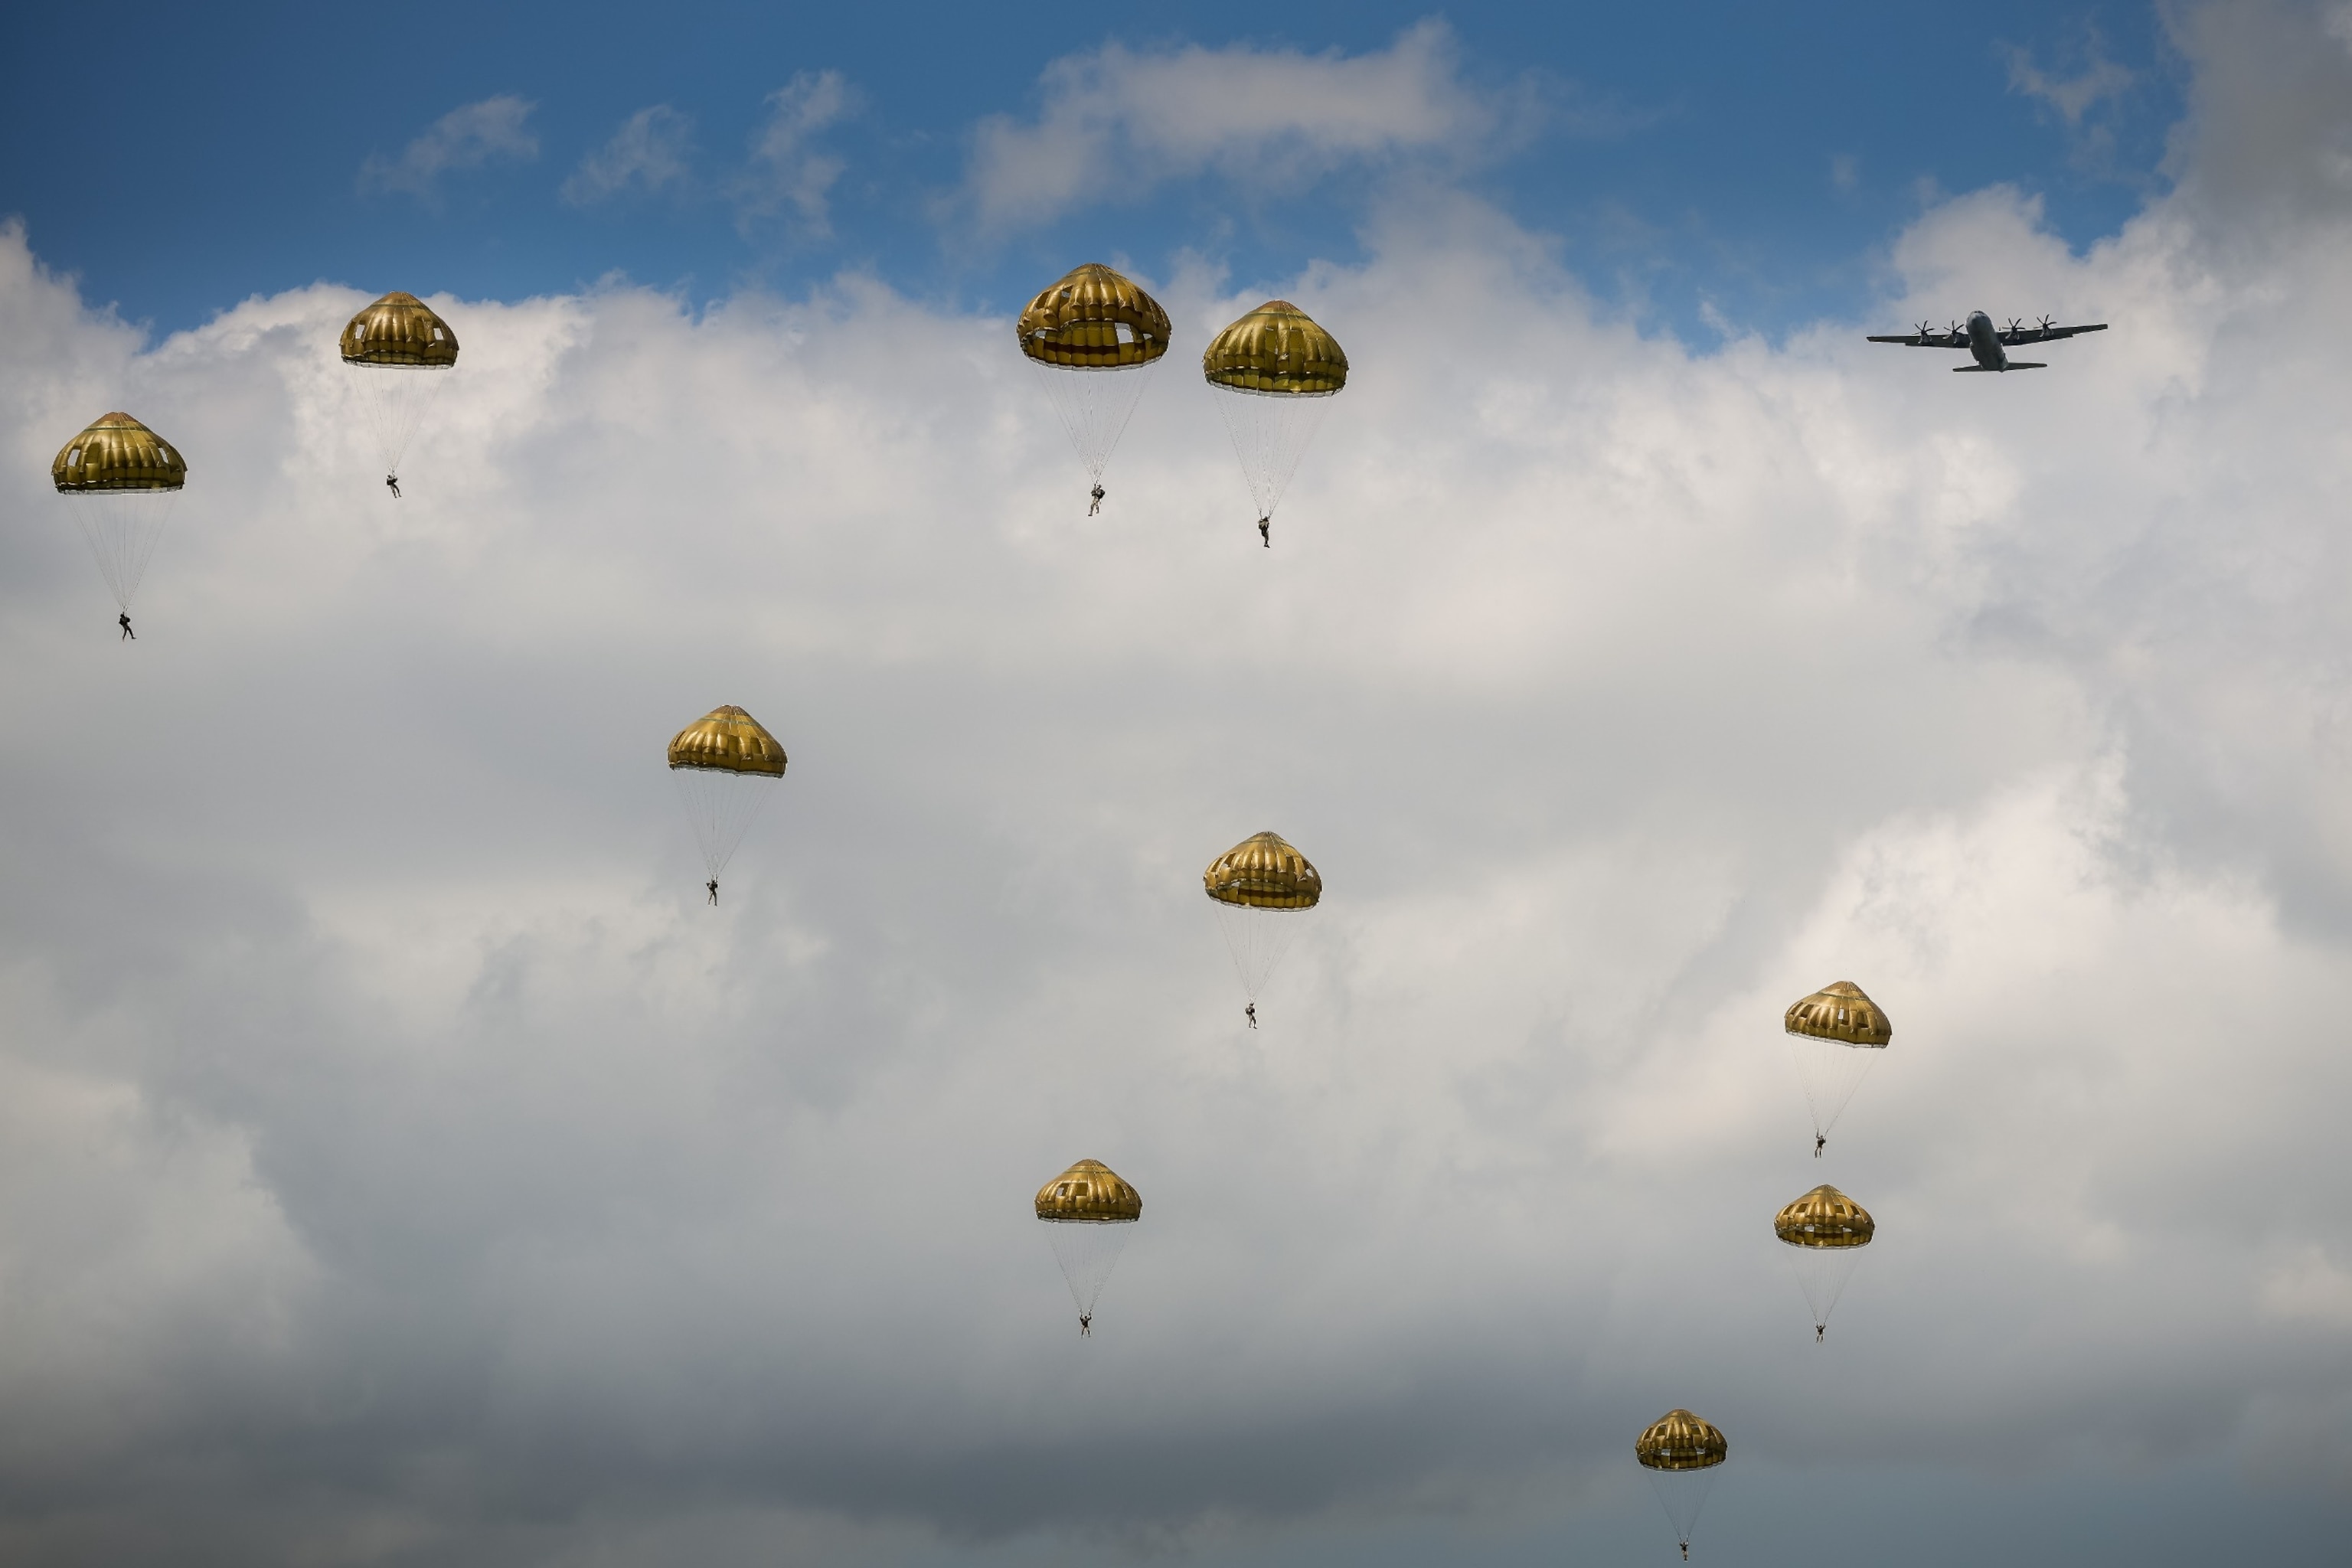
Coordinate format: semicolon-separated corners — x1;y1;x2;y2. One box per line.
1965;311;2008;370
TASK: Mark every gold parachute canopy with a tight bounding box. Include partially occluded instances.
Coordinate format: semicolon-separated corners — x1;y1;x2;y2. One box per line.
1034;1158;1142;1222
1202;300;1348;394
667;705;789;776
341;291;459;368
51;413;186;493
1775;1184;1876;1249
1017;263;1172;369
1204;831;1322;910
1635;1410;1728;1472
1785;980;1892;1046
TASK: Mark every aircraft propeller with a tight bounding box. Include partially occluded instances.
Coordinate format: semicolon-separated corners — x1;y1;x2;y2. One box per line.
2037;314;2058;333
1913;319;1936;341
2006;317;2026;335
1947;319;1963;341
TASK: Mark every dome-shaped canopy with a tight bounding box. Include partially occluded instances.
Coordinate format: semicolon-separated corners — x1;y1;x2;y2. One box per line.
1635;1409;1728;1471
667;705;788;776
1017;264;1171;370
1034;1158;1142;1222
1204;831;1321;910
1785;980;1891;1046
341;291;459;368
52;413;186;493
1774;1184;1876;1249
1202;300;1348;394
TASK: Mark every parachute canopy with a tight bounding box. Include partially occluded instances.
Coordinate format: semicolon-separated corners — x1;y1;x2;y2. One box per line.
1018;263;1170;497
1783;980;1889;1153
1202;300;1349;394
1202;301;1347;529
1204;831;1322;910
1034;1158;1142;1223
342;291;457;486
1775;1184;1875;1249
1018;264;1171;369
668;705;789;776
1785;981;1892;1045
667;705;786;885
1035;1158;1139;1333
52;413;185;614
52;413;185;493
341;292;459;367
1636;1410;1729;1472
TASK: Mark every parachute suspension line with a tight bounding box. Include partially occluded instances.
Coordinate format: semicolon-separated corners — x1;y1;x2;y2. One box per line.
351;364;452;483
1785;1034;1878;1151
1214;903;1305;1004
1647;1469;1717;1557
1212;385;1334;524
671;768;780;881
1041;1219;1135;1329
1030;358;1159;488
60;492;177;613
1785;1246;1866;1340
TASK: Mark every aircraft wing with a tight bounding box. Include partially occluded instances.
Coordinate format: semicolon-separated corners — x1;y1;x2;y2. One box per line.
1998;322;2109;345
1866;332;1969;348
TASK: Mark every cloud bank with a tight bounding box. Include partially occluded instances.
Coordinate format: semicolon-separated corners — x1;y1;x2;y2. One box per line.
2;3;2351;1563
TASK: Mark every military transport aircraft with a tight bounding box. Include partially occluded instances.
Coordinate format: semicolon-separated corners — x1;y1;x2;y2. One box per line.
1867;311;2108;372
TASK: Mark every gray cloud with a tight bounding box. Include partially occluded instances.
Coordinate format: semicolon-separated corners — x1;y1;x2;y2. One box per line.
562;106;695;207
3;2;2352;1560
360;95;540;202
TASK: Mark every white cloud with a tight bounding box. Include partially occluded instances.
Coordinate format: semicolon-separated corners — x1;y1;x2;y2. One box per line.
562;105;695;206
2002;38;2135;126
5;3;2352;1560
962;20;1506;228
734;70;857;233
360;94;539;201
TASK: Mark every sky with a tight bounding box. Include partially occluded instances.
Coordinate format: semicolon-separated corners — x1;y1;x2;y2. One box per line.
3;2;2352;1564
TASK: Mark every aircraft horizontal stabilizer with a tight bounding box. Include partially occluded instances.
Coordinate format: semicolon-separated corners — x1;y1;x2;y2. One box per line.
1952;362;2046;372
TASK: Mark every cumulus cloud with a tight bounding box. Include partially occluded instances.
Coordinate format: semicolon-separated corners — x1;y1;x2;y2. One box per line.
359;95;539;201
4;3;2352;1561
733;70;858;233
962;20;1517;229
562;105;695;206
